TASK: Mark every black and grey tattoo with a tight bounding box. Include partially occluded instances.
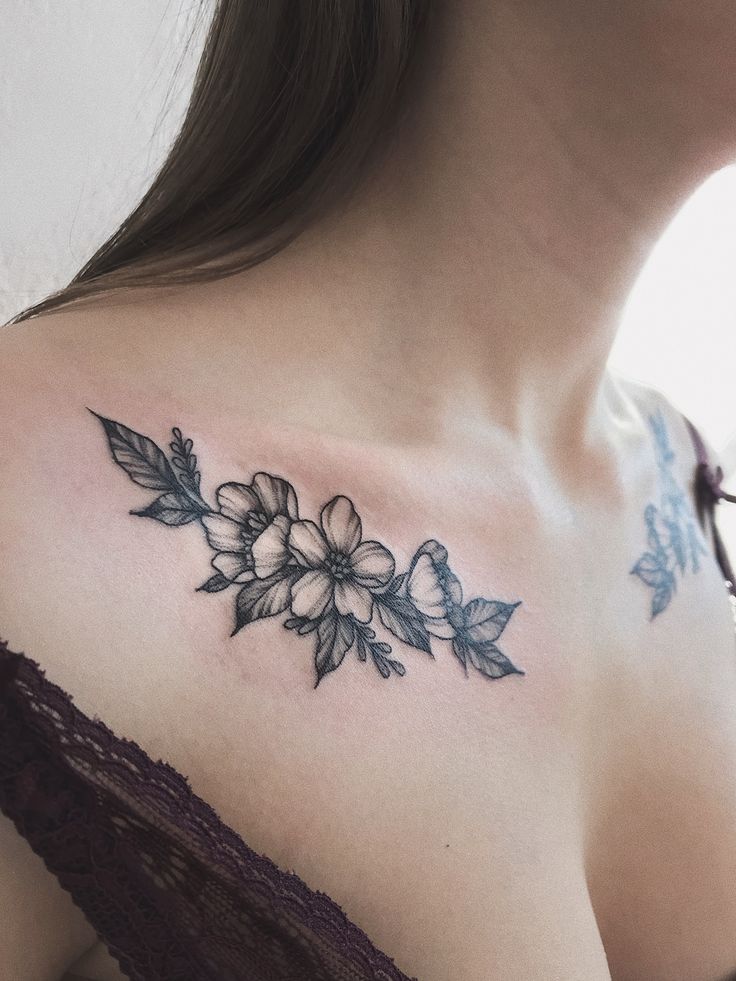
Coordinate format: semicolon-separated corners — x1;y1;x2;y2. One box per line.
90;410;525;687
630;407;708;618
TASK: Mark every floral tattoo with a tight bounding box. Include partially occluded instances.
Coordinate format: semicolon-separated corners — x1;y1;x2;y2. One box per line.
630;407;709;619
90;410;525;687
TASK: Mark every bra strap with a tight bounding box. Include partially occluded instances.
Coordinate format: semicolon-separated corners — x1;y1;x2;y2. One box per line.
681;413;736;599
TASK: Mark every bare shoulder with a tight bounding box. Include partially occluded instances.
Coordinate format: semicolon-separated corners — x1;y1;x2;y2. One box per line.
0;303;170;683
0;312;123;981
0;303;131;501
609;368;714;475
1;296;165;403
1;305;121;443
0;309;95;538
1;311;73;415
0;297;203;526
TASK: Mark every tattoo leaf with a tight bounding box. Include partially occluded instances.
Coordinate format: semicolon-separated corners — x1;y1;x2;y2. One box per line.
370;642;406;679
650;586;673;619
452;637;469;672
354;621;406;677
631;410;707;618
284;615;321;635
630;552;674;590
232;568;302;634
89;410;180;492
375;592;432;654
354;631;369;662
130;492;201;526
462;598;521;645
314;611;355;685
196;571;232;593
169;426;203;497
664;518;686;572
465;641;525;679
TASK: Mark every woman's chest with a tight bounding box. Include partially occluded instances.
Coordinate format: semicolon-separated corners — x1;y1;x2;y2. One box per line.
139;640;614;981
583;571;736;981
167;520;736;977
7;422;734;979
79;569;735;981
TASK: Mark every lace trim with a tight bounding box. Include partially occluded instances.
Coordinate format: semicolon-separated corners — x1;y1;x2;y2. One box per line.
0;640;416;981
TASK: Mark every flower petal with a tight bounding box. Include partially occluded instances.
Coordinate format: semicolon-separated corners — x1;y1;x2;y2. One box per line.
252;514;292;578
334;579;373;622
350;540;395;588
285;483;299;520
288;519;329;567
290;569;333;619
321;496;362;555
216;482;260;522
201;513;246;552
406;552;449;619
252;472;298;520
446;571;463;606
212;551;255;583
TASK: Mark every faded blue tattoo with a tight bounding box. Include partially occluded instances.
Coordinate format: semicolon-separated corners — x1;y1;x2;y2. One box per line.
630;407;709;619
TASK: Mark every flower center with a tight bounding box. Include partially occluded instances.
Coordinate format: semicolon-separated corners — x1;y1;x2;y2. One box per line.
325;551;352;581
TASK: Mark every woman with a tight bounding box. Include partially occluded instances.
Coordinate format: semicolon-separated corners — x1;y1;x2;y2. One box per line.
1;2;735;979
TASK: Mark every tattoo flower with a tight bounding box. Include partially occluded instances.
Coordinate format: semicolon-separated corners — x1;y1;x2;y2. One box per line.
406;540;524;678
201;474;299;583
406;540;463;639
91;409;525;686
288;496;395;622
630;409;709;618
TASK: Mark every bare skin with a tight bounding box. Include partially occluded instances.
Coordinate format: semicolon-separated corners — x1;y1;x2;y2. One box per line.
2;1;736;979
3;308;736;981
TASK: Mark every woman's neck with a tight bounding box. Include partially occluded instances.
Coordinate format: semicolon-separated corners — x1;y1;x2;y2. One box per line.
132;1;735;468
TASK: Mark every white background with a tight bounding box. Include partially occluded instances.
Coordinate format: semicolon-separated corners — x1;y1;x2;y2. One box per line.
2;0;735;552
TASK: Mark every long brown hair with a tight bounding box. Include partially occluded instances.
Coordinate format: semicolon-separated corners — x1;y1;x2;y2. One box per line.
6;0;432;326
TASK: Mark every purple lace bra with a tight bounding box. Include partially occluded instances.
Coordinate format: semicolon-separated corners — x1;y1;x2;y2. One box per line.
0;411;734;981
